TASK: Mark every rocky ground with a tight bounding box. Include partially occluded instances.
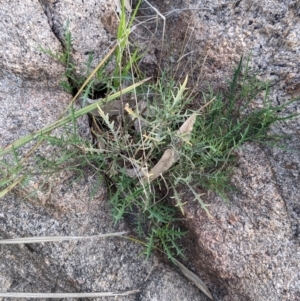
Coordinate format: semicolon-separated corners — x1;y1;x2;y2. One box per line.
0;0;299;301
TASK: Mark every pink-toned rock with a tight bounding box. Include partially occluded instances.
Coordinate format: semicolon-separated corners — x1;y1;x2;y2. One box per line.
144;0;300;300
0;1;211;300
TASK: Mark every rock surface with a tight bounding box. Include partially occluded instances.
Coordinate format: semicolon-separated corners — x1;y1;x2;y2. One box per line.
1;0;300;301
144;0;300;300
183;142;300;301
0;1;211;300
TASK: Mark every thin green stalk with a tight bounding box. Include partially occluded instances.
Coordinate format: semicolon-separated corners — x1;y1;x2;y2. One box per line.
0;78;150;157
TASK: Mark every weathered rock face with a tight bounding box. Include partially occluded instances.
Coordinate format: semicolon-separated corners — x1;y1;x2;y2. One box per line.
39;0;118;71
142;0;300;300
0;1;210;300
183;143;300;301
1;0;300;300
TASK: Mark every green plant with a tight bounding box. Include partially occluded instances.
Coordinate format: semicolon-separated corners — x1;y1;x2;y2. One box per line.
80;56;297;261
113;0;142;87
1;1;298;264
40;20;84;94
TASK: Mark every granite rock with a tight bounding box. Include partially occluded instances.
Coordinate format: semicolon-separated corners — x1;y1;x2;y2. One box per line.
146;0;300;300
1;0;300;300
0;1;211;300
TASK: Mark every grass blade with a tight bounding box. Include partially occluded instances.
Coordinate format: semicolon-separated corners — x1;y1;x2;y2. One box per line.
0;232;127;244
0;78;150;157
0;290;139;298
174;259;213;300
0;176;25;198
